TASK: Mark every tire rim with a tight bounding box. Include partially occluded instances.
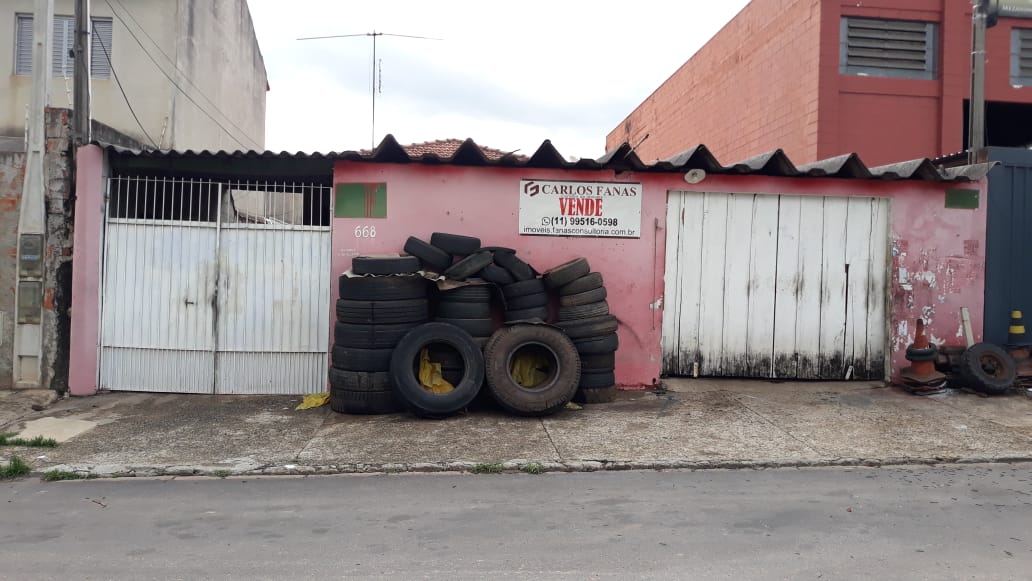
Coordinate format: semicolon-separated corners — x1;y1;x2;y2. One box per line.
504;341;560;392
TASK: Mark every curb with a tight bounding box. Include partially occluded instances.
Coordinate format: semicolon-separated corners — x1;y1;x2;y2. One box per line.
31;455;1032;481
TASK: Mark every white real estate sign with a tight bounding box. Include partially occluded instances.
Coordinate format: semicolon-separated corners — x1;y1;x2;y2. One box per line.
518;179;642;238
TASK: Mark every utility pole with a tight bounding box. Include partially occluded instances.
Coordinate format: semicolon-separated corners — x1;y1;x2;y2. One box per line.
73;0;91;145
969;0;988;163
13;0;53;388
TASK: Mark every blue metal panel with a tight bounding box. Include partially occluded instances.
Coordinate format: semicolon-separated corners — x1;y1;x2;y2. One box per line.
984;147;1032;345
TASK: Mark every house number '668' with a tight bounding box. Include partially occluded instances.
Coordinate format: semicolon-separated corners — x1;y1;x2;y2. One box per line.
354;226;377;238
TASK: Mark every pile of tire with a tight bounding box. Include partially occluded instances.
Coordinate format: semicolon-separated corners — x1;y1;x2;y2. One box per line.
330;255;429;414
545;258;619;404
435;283;494;349
487;250;547;323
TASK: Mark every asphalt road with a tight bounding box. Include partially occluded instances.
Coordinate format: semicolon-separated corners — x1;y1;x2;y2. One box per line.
2;464;1031;580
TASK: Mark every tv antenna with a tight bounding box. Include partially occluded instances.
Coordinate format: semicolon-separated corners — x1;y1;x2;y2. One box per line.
298;31;442;148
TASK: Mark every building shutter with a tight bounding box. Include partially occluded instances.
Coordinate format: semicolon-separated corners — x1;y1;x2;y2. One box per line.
15;15;33;75
1012;28;1032;86
840;17;936;80
90;18;113;79
51;15;74;78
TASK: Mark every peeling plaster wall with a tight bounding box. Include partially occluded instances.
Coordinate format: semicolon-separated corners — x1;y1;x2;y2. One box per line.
332;161;987;387
889;189;987;379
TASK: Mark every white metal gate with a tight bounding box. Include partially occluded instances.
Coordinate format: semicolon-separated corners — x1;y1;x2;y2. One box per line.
662;192;889;381
99;177;332;394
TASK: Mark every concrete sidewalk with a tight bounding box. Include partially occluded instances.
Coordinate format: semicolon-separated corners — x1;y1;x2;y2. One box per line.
2;379;1032;478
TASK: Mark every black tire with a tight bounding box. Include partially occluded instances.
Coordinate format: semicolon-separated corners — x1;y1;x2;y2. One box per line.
404;237;452;272
502;279;546;299
434;317;495;337
478;263;515;285
483;324;580;416
505;306;549;321
495;252;536;281
505;292;549;310
336;298;429;324
544;258;590;289
443;252;494;281
333;322;422;349
340;275;427;301
435;300;491;319
473;336;490;350
555;315;618;339
390;323;486;417
430;232;481;255
958;343;1017;395
559;272;604;296
573;386;617;404
331;345;394;372
351;255;421;276
575;333;619;355
330;389;402;414
328;368;392;391
579;369;616;389
480;246;516;255
439;285;491;303
580;351;615;370
559;301;610;321
559;287;608;307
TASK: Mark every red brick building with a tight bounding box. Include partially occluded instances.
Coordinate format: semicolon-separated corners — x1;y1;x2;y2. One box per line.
608;0;1032;167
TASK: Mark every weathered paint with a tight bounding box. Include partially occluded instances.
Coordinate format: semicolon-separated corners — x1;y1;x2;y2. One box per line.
68;144;105;395
332;162;988;388
663;192;889;381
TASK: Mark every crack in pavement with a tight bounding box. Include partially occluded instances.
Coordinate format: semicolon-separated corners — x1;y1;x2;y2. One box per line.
732;393;828;457
539;418;563;462
291;411;332;463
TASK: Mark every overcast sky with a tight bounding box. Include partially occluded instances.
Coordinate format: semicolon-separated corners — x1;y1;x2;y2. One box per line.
247;1;751;159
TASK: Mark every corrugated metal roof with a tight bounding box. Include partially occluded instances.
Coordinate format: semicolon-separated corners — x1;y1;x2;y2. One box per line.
97;134;991;183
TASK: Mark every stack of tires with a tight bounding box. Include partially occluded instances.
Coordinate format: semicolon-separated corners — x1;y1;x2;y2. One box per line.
501;278;549;322
330;255;429;414
545;258;619;404
434;283;494;349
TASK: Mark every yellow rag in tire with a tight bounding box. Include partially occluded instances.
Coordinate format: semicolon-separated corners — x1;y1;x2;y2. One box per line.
511;352;550;388
420;348;455;394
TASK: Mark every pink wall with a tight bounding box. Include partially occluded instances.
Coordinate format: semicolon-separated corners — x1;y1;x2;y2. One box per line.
68;145;105;396
333;161;988;387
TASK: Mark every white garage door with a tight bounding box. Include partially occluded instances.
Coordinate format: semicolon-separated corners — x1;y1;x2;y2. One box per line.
99;177;332;394
662;192;889;380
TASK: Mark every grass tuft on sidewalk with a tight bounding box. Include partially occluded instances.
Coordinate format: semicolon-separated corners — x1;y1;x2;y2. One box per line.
0;456;31;479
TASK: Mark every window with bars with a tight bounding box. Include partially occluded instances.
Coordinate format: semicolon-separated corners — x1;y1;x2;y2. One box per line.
14;14;112;79
840;17;937;80
1012;28;1032;86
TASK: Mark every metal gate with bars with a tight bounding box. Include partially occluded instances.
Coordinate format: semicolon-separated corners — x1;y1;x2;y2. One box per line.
99;176;332;394
662;191;889;381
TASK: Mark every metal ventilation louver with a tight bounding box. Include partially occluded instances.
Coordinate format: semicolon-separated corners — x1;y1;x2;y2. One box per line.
841;17;936;80
1011;28;1032;85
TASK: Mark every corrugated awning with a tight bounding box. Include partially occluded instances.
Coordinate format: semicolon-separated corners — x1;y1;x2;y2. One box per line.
96;134;992;183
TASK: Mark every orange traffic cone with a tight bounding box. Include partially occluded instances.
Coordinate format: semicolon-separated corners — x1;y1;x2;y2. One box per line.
901;319;946;392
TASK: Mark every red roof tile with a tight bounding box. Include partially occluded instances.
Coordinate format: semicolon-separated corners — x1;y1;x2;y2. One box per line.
366;139;527;161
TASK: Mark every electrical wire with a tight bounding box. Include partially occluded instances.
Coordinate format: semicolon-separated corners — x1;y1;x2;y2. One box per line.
101;0;257;150
106;0;263;150
95;30;159;149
